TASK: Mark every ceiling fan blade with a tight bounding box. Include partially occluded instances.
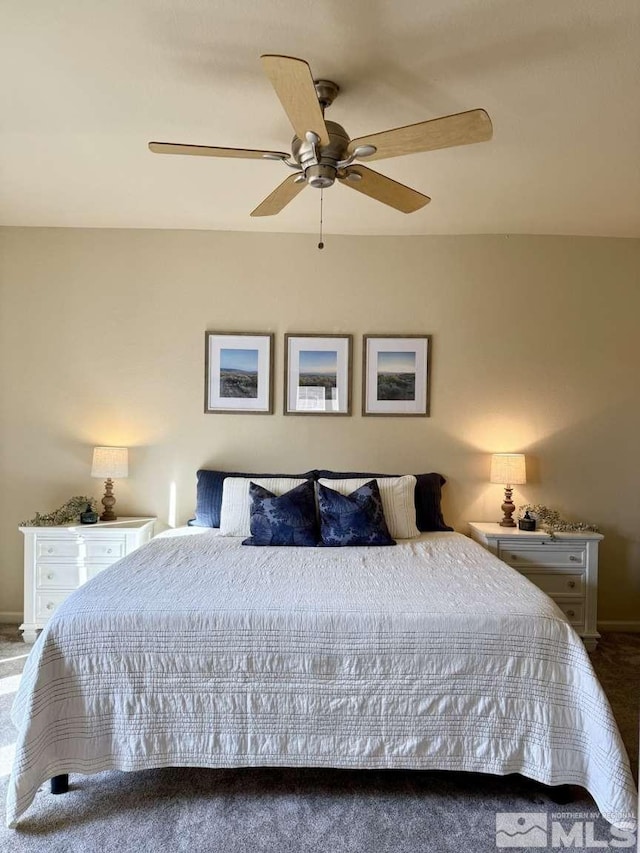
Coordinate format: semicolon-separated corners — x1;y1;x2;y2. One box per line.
338;166;430;213
348;109;492;161
148;142;290;160
261;55;330;146
250;174;307;217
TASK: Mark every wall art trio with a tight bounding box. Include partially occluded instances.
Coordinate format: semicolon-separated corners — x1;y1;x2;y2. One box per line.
204;331;431;417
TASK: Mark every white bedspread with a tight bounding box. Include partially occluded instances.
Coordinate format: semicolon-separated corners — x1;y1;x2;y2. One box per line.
7;531;637;829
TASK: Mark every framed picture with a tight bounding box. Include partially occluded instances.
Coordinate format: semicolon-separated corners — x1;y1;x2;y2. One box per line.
362;335;431;416
204;332;274;414
284;334;352;415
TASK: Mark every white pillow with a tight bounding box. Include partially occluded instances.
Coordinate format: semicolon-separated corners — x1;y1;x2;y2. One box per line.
219;477;309;537
317;475;420;540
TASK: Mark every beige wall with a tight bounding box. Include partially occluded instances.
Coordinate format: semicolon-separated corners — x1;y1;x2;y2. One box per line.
1;228;639;623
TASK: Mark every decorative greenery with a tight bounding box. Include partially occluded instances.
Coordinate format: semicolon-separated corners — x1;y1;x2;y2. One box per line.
21;496;98;527
518;504;598;537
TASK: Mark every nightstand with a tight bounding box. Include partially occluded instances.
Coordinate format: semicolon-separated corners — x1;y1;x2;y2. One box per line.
19;517;156;643
468;522;603;651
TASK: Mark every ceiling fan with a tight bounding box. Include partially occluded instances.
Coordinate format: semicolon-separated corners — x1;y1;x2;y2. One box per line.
149;55;493;218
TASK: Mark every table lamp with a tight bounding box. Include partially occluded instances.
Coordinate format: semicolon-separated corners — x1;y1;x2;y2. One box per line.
91;446;129;521
490;453;526;527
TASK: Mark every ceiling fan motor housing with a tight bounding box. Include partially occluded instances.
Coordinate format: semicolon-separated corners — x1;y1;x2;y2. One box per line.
292;121;350;188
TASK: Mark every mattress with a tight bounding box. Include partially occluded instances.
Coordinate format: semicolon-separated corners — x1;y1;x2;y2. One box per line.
7;530;637;829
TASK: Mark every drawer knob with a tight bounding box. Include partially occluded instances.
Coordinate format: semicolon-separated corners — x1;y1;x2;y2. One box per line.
107;548;112;554
569;555;579;562
47;573;54;580
46;602;55;611
567;610;575;618
47;548;54;554
510;554;518;560
568;580;576;589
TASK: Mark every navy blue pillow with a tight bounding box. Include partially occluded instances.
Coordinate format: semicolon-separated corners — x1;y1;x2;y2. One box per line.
190;469;315;528
311;469;452;532
242;479;319;546
317;479;396;547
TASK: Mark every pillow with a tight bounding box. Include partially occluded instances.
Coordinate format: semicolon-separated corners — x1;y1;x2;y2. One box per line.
190;469;315;528
220;476;309;536
242;480;319;546
311;469;452;532
317;475;419;539
317;480;396;547
413;473;453;532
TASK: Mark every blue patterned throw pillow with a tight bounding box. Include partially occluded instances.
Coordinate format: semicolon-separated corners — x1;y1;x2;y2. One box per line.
242;479;319;546
317;479;396;547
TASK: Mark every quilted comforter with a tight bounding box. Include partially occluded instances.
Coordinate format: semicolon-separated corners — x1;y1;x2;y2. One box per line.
7;530;637;828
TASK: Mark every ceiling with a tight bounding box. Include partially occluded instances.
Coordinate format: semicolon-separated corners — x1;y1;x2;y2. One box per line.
2;0;639;236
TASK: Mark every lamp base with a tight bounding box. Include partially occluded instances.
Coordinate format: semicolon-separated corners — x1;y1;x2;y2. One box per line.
100;478;118;522
499;485;517;527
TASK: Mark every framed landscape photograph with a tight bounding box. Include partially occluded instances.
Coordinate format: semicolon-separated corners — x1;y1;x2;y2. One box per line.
205;332;273;414
284;334;352;415
362;335;431;416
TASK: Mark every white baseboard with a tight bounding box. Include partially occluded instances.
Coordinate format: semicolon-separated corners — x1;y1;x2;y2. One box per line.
597;620;640;633
0;612;22;625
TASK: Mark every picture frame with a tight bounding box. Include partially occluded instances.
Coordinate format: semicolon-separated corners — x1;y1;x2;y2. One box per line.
204;332;274;414
362;335;431;416
284;334;352;415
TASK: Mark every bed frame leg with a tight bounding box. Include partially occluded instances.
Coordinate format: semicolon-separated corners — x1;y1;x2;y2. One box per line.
51;774;69;795
547;784;574;805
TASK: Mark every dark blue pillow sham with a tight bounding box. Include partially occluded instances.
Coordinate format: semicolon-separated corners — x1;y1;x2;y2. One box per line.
311;469;452;532
317;479;396;547
190;469;315;528
190;467;452;532
242;479;319;546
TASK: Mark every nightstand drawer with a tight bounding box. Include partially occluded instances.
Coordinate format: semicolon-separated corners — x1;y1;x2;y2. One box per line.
35;592;71;621
85;538;125;559
36;564;79;588
36;538;81;559
86;561;114;581
556;600;585;627
520;572;585;596
37;558;118;589
498;544;585;569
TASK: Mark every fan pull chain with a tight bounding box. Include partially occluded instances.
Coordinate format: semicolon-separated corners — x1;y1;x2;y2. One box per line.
318;189;324;250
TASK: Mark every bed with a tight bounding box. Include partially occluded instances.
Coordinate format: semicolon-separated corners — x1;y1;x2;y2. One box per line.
7;526;637;829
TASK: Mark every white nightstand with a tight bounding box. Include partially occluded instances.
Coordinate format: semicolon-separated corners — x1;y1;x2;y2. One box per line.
468;522;603;651
19;517;156;642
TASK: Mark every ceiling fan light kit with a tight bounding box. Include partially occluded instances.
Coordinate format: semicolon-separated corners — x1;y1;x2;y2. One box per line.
149;54;493;220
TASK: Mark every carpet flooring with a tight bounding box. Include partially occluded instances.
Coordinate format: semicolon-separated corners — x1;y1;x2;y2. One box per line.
0;626;637;853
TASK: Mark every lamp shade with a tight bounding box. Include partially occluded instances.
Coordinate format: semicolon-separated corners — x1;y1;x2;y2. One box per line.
91;446;129;479
490;453;526;486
